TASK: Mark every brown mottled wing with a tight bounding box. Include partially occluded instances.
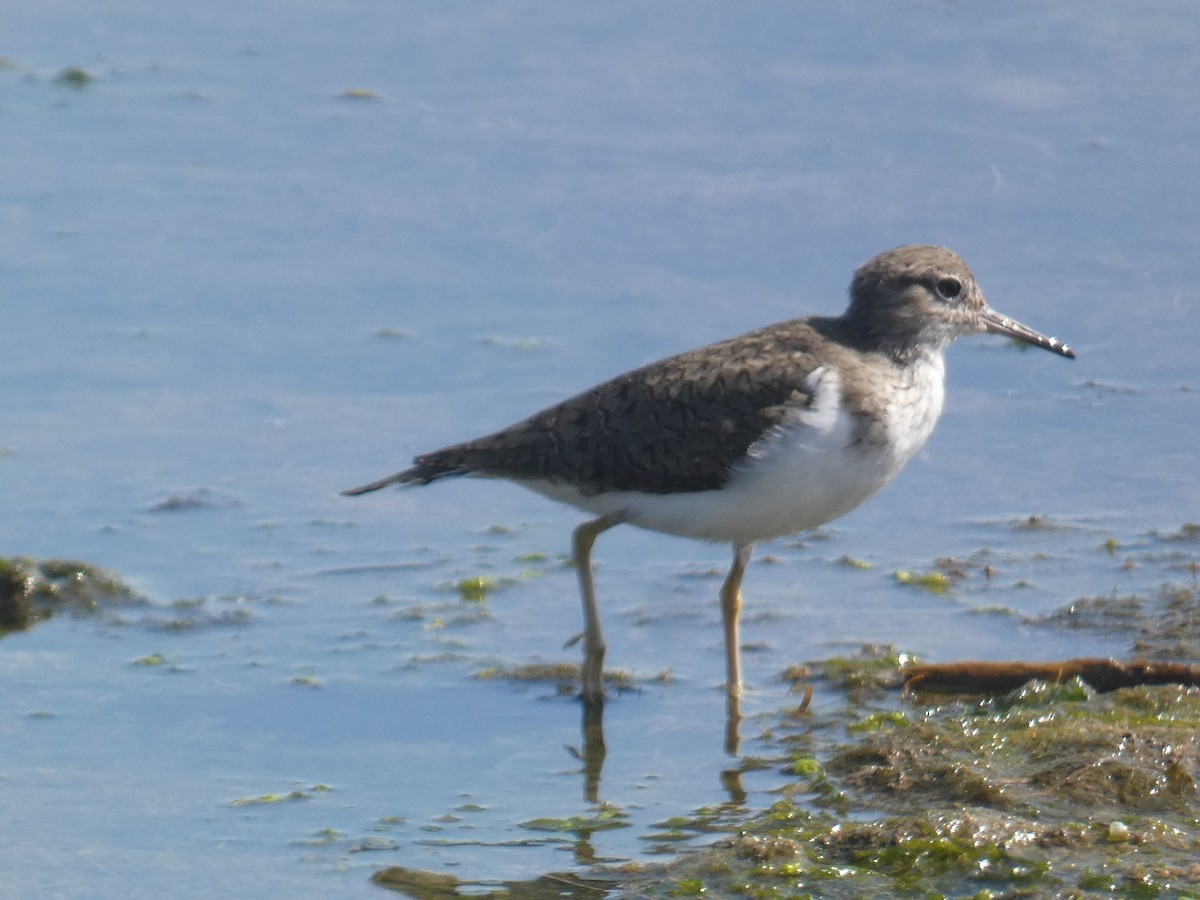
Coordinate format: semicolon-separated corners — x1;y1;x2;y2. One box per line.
407;320;831;495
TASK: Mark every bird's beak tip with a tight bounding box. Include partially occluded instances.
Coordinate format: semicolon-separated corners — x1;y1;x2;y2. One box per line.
981;310;1075;360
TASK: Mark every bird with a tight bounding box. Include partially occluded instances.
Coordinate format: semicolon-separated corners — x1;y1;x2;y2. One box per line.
343;244;1074;710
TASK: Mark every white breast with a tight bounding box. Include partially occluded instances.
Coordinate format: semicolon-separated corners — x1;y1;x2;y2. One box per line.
881;353;945;470
519;355;946;545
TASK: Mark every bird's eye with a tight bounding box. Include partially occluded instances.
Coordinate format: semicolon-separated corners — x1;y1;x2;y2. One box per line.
934;277;962;301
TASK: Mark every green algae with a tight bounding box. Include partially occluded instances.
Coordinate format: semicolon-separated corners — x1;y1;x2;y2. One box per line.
56;66;94;88
386;632;1200;898
1037;582;1200;661
521;805;631;835
229;789;315;806
372;865;612;898
1153;523;1200;544
575;679;1200;897
0;555;256;636
20;531;1200;898
837;554;872;570
293;827;344;846
474;661;636;693
1013;513;1077;532
798;645;912;694
0;556;145;633
968;604;1014;616
893;568;953;594
455;575;497;601
451;569;541;601
847;710;910;731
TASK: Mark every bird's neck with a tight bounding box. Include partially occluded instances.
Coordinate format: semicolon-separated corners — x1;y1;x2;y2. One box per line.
813;313;943;367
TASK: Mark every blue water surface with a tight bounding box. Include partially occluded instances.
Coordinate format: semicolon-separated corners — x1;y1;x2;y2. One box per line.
1;2;1198;896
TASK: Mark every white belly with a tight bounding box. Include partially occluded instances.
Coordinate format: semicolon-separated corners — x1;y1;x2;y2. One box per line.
518;357;945;544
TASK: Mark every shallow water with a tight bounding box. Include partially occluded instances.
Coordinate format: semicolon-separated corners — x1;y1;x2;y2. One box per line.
1;1;1198;896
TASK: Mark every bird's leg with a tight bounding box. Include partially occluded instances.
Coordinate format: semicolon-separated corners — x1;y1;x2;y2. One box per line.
579;700;606;804
572;513;624;707
720;542;753;722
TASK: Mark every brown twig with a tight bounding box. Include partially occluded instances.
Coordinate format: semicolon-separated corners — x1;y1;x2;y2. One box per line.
902;657;1200;694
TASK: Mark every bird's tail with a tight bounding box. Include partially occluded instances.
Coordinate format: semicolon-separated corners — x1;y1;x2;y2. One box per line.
340;456;466;496
341;471;411;496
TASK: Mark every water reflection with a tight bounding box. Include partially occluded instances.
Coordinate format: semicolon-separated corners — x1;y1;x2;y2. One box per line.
575;684;750;807
577;701;606;804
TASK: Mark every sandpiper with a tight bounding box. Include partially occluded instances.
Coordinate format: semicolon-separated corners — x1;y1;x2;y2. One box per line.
344;245;1074;707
